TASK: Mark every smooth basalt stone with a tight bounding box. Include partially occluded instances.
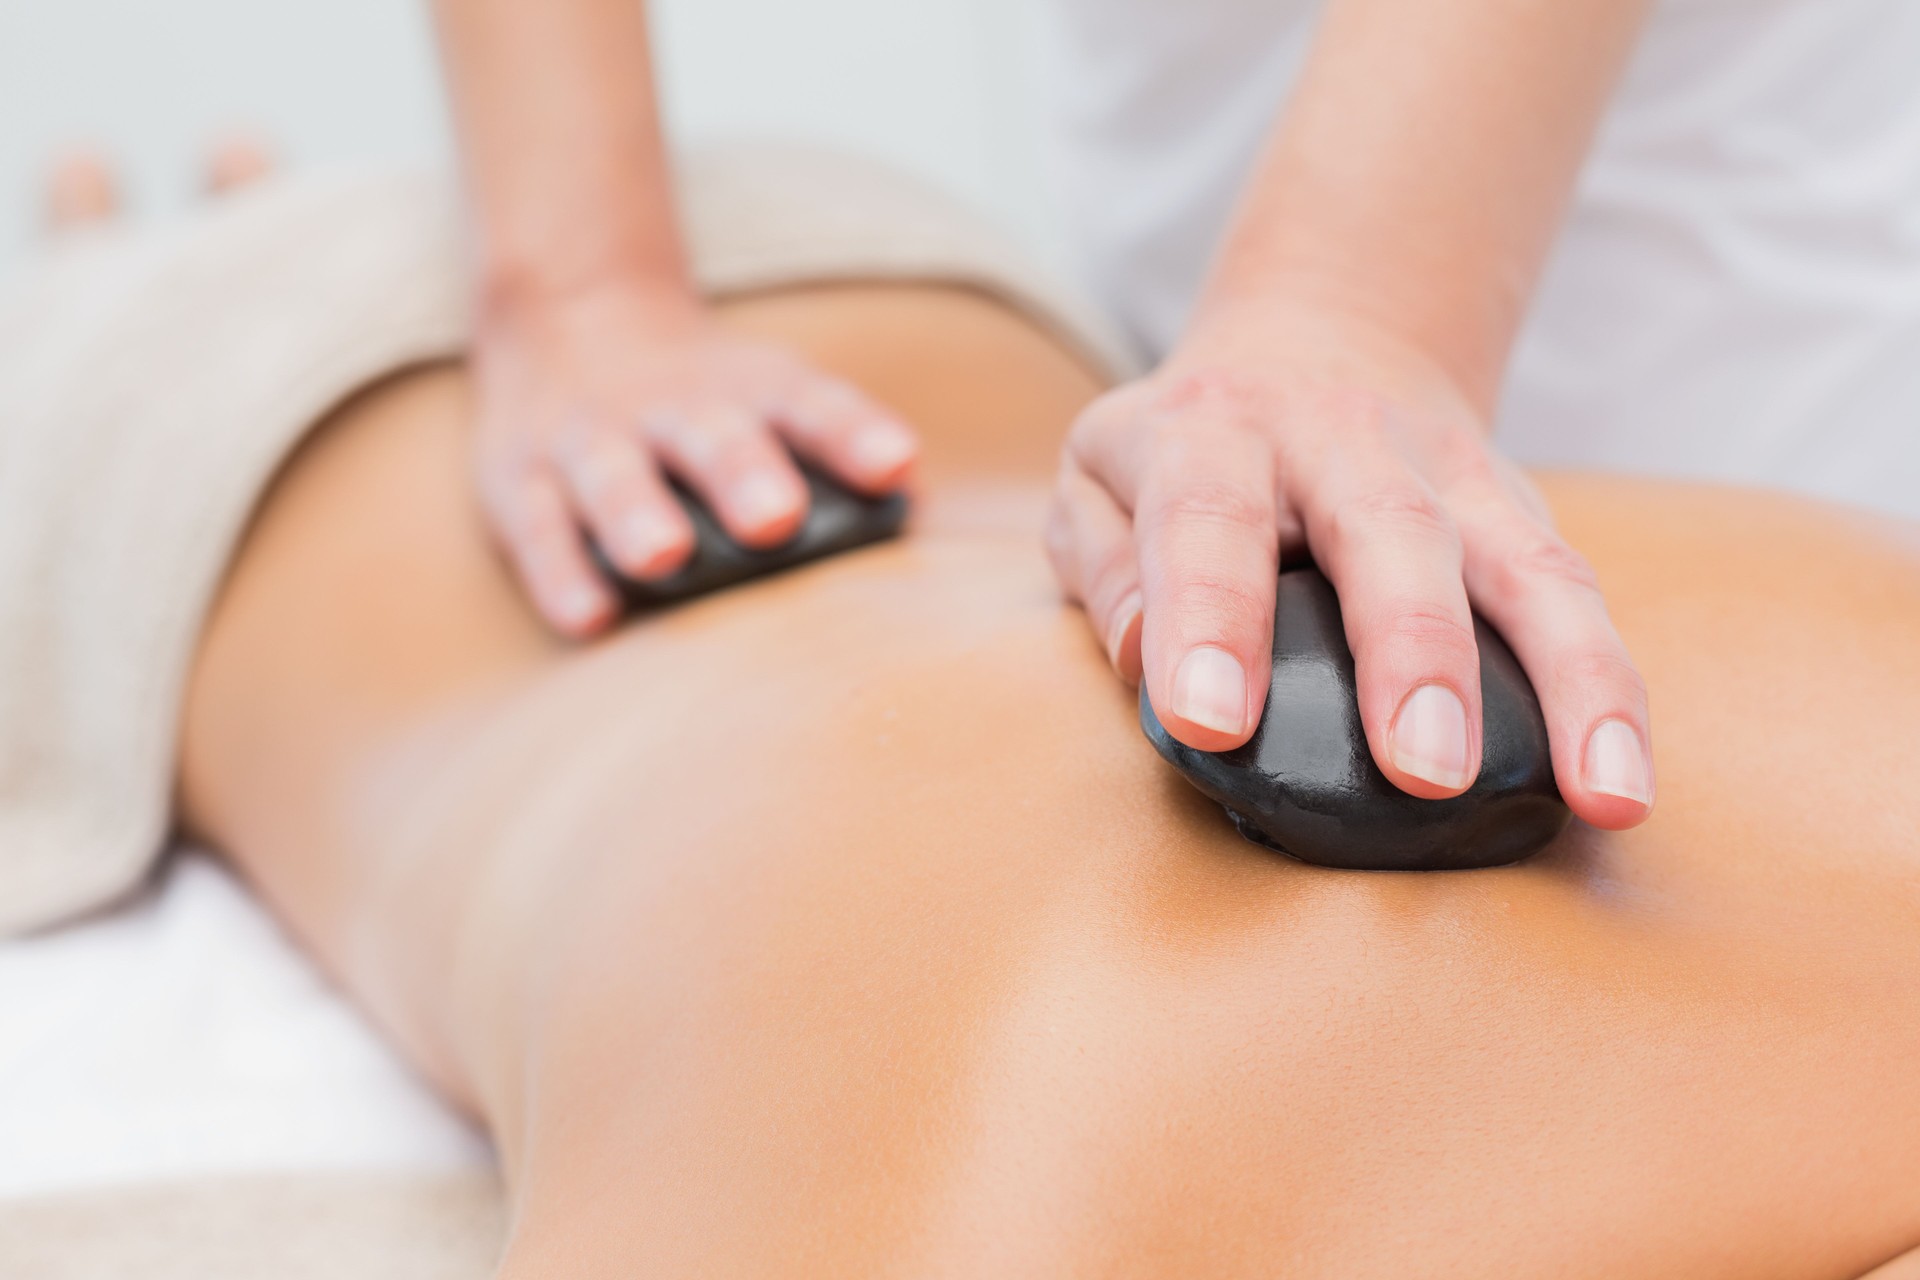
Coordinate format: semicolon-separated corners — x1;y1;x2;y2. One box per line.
590;463;908;610
1142;566;1571;872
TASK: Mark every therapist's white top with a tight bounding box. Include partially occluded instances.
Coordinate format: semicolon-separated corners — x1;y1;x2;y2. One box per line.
1043;0;1920;518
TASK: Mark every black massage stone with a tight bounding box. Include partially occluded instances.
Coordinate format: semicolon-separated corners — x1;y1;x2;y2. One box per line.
1142;566;1570;872
590;464;908;610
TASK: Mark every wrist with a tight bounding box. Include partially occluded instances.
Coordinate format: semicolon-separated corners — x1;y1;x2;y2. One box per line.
476;254;707;341
475;212;702;317
1186;245;1514;418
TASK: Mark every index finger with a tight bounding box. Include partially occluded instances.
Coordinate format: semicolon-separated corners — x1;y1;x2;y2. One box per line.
1125;409;1281;752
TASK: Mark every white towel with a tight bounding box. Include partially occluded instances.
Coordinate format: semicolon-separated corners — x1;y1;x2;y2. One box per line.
0;144;1129;939
0;1170;505;1279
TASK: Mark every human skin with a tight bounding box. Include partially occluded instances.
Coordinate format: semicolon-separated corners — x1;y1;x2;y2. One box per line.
1048;0;1661;827
432;0;1662;832
431;0;919;635
178;283;1920;1277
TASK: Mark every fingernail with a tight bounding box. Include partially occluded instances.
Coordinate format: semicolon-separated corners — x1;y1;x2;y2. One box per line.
1390;683;1472;791
1171;646;1249;736
850;422;915;479
732;472;801;530
618;508;683;569
1583;718;1653;807
1105;592;1142;671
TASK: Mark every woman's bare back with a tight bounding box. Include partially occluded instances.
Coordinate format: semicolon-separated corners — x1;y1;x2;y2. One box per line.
180;285;1920;1276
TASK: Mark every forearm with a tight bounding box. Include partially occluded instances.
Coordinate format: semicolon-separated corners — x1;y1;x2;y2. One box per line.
1196;0;1654;411
431;0;694;309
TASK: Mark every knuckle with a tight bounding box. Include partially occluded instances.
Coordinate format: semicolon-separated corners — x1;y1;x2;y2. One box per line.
499;482;568;541
747;343;806;381
1554;649;1647;706
635;402;684;439
710;419;777;467
548;412;595;456
565;445;628;506
588;475;646;517
485;498;530;546
1380;601;1477;663
815;375;869;415
481;431;546;485
549;414;621;474
512;504;569;545
1482;534;1601;608
475;464;524;522
1156;367;1259;417
1167;569;1269;639
1330;486;1457;550
1508;536;1601;593
1148;431;1234;480
638;402;710;450
672;417;766;475
1435;440;1500;495
1156;477;1271;534
1313;382;1391;435
787;378;862;433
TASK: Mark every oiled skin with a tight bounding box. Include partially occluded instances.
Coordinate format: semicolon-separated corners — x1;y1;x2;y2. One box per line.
176;284;1920;1277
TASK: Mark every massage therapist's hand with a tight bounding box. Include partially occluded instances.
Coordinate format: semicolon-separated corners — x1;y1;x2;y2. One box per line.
431;0;916;637
1047;306;1655;830
473;281;917;636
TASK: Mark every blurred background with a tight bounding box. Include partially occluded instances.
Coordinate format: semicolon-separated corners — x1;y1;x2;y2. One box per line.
0;0;1070;277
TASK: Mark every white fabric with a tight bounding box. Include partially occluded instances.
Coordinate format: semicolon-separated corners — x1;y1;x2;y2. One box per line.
0;148;1129;1240
0;1169;504;1279
0;144;1127;942
0;851;489;1201
0;144;1128;1222
0;172;472;942
1042;0;1920;517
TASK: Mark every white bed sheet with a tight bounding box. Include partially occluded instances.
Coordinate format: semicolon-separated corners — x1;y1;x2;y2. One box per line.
0;848;491;1201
